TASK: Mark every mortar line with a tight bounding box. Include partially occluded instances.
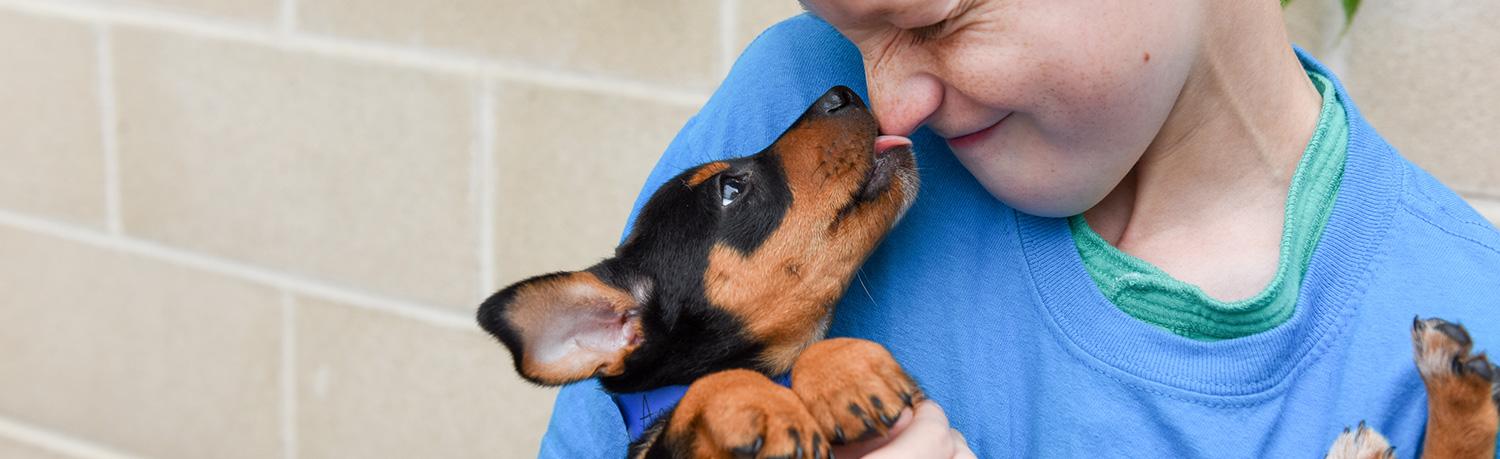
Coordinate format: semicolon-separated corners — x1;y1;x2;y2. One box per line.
96;24;122;235
280;292;298;459
0;208;475;330
0;0;708;107
476;79;498;297
0;415;142;459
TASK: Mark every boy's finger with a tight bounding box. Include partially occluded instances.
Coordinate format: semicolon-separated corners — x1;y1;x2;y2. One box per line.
866;401;956;458
951;428;978;459
829;408;913;457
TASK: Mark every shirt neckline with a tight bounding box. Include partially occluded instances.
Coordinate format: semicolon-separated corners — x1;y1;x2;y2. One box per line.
1064;71;1348;341
1016;50;1404;397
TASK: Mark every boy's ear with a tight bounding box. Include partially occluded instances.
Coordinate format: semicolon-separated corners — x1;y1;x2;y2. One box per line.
477;270;645;386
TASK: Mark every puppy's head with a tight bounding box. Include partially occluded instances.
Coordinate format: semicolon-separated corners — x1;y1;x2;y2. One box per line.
478;87;919;391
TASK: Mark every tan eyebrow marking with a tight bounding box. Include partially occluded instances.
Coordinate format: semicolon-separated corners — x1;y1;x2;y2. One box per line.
686;162;730;187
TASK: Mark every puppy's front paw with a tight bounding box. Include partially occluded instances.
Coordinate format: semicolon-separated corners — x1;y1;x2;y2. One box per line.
663;369;830;459
790;338;921;444
1326;421;1395;459
1412;316;1499;458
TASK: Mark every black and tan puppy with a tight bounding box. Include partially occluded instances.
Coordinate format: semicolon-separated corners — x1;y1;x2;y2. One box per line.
478;86;921;458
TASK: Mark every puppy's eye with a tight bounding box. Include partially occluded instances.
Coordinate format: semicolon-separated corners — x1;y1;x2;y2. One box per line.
719;176;746;207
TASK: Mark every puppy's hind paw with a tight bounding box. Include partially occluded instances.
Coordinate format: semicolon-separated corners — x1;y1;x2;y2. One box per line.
1412;317;1498;410
1411;316;1500;459
1325;421;1395;459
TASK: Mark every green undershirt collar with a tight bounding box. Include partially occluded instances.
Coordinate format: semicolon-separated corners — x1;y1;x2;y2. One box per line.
1068;70;1348;341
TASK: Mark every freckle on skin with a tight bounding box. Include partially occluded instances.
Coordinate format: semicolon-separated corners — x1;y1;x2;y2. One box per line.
1144;52;1151;63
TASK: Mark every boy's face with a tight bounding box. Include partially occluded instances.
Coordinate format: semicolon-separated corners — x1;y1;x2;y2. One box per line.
805;0;1203;217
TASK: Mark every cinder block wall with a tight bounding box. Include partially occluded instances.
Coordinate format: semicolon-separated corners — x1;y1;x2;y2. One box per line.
0;1;1494;458
0;1;802;458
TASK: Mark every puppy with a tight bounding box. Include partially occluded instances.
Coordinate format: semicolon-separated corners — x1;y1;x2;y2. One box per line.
478;86;922;458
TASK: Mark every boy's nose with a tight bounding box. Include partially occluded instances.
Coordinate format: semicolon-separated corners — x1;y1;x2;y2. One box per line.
869;72;943;137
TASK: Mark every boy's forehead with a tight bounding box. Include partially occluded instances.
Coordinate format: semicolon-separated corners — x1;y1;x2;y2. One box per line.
800;0;957;29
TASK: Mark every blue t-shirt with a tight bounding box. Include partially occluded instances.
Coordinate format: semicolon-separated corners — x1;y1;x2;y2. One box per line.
538;14;1500;458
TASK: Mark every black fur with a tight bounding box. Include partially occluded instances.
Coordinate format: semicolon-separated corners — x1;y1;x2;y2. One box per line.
591;152;793;392
476;86;902;457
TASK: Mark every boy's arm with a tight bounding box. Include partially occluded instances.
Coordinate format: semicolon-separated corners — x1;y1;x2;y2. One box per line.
534;13;869;457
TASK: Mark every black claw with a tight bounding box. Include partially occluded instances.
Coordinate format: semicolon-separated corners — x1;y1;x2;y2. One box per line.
1413;315;1424;332
1469;357;1495;380
732;436;763;458
848;402;878;439
832;426;846;444
899;391;914;406
1435;321;1472;347
872;395;895;426
790;428;804;459
1355;421;1367;441
811;433;823;459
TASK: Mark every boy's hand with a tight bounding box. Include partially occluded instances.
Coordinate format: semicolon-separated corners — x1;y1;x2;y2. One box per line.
832;400;977;458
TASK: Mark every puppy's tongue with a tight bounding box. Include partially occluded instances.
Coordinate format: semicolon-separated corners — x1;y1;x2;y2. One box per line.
875;135;912;154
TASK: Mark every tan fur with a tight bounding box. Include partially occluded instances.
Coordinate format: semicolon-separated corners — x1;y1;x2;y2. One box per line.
686;162;730;187
505;272;641;384
703;120;914;373
1412;318;1499;459
792;338;920;442
666;369;826;459
1326;422;1395;459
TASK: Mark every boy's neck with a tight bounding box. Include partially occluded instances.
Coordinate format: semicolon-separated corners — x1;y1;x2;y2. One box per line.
1083;1;1324;301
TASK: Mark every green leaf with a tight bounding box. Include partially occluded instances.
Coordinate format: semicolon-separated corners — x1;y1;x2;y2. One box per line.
1282;0;1293;6
1341;0;1362;25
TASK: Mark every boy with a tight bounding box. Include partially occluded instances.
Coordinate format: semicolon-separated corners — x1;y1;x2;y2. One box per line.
540;1;1500;456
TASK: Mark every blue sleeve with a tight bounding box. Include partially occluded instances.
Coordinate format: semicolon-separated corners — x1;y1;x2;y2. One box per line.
534;13;868;458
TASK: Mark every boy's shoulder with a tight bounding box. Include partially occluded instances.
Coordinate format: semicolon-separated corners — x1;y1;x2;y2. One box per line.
1358;156;1500;335
1393;158;1500;258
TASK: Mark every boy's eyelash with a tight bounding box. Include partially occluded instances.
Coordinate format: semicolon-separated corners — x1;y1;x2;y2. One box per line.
909;20;948;43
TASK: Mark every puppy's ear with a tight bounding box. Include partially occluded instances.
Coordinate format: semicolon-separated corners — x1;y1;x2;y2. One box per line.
477;271;644;386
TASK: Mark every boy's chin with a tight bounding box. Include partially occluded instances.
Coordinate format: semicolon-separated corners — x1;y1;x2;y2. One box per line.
949;151;1104;218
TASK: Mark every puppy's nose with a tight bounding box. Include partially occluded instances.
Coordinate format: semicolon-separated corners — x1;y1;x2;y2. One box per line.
815;86;867;114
